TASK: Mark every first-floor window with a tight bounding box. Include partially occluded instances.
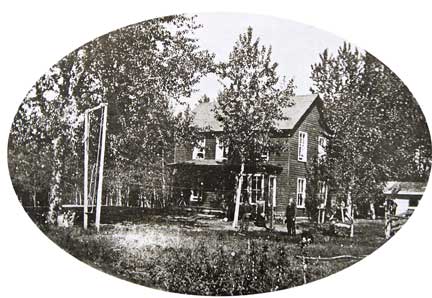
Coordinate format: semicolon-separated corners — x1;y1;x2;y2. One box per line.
251;174;264;204
238;174;265;204
317;180;328;207
297;178;306;207
409;197;419;207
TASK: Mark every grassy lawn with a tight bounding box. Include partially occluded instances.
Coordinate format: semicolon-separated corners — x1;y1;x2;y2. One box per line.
41;215;387;295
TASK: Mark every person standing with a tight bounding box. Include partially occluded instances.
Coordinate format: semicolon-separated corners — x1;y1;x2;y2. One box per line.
240;200;252;232
285;197;297;236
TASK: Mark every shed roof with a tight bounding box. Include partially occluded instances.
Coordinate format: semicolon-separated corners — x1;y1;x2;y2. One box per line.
192;94;319;132
383;181;428;196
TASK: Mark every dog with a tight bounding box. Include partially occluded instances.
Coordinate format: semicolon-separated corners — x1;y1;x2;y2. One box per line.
299;230;314;248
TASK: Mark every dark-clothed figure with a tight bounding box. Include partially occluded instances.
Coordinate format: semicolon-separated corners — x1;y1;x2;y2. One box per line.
255;201;267;228
240;200;252;232
384;198;398;216
285;198;297;236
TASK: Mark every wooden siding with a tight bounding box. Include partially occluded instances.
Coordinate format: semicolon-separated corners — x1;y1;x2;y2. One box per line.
267;136;290;216
281;104;325;216
173;102;326;218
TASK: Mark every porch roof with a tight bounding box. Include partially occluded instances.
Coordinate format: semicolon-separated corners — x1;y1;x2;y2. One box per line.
168;159;283;174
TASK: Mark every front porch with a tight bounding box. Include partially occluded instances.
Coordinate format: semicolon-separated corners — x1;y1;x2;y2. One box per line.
168;160;283;222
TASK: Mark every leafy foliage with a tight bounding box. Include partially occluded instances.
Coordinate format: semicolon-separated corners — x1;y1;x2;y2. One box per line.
214;27;295;163
213;26;295;226
8;15;214;208
310;43;431;211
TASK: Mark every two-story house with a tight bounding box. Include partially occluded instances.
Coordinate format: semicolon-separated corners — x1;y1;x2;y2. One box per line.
169;94;328;219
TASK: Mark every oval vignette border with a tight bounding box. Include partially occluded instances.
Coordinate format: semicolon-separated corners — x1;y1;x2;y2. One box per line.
2;2;432;298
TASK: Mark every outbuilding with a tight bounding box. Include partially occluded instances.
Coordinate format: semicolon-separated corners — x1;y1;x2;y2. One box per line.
383;181;427;216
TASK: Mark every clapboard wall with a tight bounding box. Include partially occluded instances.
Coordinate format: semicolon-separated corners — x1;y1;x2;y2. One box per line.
271;103;326;217
173;101;327;218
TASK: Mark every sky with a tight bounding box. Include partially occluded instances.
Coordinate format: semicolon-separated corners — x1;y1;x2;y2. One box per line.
186;13;348;104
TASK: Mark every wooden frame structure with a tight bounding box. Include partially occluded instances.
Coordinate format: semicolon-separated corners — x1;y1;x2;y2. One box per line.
83;103;108;232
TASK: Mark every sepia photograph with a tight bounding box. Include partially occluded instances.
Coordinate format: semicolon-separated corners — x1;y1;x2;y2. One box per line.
2;3;432;297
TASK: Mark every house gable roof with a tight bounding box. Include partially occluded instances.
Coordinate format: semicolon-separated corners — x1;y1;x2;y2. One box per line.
192;94;320;132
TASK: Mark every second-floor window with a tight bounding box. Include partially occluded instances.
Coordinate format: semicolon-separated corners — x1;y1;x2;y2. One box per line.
215;138;228;160
192;139;205;160
298;131;308;162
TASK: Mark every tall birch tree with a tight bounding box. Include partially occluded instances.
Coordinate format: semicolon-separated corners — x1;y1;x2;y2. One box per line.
214;27;295;228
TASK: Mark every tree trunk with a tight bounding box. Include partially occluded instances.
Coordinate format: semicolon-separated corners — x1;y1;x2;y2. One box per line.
370;202;376;220
74;188;78;205
32;191;37;207
116;186;122;206
321;184;329;224
48;136;62;225
384;200;392;239
161;149;166;208
232;162;245;228
126;185;130;207
346;191;354;237
49;137;62;205
340;207;345;223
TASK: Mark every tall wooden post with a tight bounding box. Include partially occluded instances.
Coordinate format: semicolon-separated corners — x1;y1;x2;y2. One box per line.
83;111;90;230
95;104;108;232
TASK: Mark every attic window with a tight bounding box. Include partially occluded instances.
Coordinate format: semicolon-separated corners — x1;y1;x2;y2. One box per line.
192;139;205;160
298;131;308;162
